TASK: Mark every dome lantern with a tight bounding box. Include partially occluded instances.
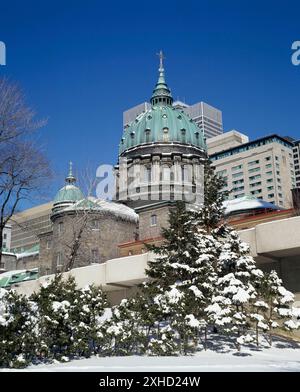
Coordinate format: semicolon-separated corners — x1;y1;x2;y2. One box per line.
150;50;173;107
52;162;85;216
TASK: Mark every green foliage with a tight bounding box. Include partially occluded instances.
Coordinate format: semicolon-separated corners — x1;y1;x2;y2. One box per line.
0;289;38;368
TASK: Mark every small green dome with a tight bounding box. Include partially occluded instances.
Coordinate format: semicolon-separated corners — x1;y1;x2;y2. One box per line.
119;105;206;155
54;184;84;204
52;162;84;214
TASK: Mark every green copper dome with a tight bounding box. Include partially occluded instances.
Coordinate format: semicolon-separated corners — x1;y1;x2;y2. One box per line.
119;105;205;155
54;184;84;204
53;162;84;206
119;51;206;155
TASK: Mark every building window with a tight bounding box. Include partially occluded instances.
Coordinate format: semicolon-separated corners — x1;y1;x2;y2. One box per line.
161;165;171;181
151;214;157;226
232;179;244;185
3;233;7;239
56;252;62;267
145;129;151;143
91;219;100;230
144;166;151;183
268;193;275;198
232;164;243;171
181;128;186;143
249;174;261;181
248;160;260;166
248;167;260;173
91;249;100;263
232;186;244;192
58;222;63;235
181;165;190;182
46;240;52;249
232;172;243;178
216;169;227;177
250;189;262;195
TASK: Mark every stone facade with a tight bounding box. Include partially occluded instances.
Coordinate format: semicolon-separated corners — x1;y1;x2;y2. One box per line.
39;209;137;276
137;203;172;241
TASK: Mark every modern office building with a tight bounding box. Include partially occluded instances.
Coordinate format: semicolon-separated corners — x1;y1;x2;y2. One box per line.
292;139;300;188
207;129;249;155
123;100;223;140
208;132;296;208
2;225;11;251
9;202;53;253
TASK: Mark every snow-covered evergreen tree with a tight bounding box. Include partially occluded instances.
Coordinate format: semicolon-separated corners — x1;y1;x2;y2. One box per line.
32;275;109;360
32;274;77;361
0;288;38;368
103;297;146;356
70;285;108;357
141;199;222;354
255;270;300;345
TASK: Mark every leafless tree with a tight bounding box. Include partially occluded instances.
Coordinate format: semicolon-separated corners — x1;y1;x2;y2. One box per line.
78;162;99;198
0;77;51;262
63;209;93;272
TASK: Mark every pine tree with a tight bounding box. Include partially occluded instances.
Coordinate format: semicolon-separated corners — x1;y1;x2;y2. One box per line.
103;298;146;356
255;270;300;345
140;198;223;354
32;274;77;361
0;288;38;368
70;285;108;357
197;158;228;233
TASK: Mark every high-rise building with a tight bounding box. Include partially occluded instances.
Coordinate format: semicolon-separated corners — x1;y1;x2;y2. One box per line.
123;101;223;140
208;132;296;208
292;139;300;187
174;101;223;139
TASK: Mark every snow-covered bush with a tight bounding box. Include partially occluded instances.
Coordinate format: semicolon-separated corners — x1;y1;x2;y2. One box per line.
102;298;146;356
0;288;39;368
32;274;108;361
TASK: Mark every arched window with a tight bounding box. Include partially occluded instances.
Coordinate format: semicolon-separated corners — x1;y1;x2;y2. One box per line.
181;128;186;143
150;214;157;226
145;128;151;143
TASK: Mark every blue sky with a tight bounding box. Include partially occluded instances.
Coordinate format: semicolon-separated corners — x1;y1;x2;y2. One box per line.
1;0;300;205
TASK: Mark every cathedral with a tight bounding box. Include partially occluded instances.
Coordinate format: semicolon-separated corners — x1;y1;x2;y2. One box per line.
8;53;207;276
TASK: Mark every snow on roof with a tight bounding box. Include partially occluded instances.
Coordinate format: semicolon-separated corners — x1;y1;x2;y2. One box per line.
62;197;138;222
223;196;282;215
92;198;138;222
0;268;38;278
16;250;39;260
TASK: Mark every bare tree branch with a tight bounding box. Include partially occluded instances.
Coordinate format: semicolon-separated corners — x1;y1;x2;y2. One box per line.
0;78;52;262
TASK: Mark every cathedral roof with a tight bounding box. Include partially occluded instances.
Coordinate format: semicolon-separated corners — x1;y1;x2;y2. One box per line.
119;51;206;155
59;197;138;222
53;162;84;209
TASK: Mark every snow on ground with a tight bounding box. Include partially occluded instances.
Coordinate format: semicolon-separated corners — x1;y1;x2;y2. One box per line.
2;336;300;372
